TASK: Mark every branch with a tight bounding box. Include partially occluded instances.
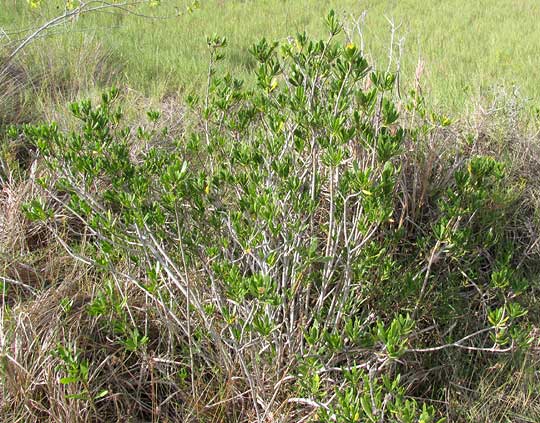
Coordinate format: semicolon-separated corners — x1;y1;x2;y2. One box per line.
406;327;514;353
2;0;185;69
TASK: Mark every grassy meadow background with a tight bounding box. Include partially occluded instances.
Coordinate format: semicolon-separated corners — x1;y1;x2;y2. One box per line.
2;0;540;113
2;1;540;422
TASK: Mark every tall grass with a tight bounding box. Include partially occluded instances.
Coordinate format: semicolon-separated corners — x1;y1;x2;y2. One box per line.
2;12;540;420
2;0;540;112
1;4;540;422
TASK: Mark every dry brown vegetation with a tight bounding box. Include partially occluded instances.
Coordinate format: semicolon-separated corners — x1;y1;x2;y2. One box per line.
2;8;540;423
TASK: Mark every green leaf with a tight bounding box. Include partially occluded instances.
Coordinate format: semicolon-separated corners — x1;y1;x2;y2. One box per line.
95;389;109;399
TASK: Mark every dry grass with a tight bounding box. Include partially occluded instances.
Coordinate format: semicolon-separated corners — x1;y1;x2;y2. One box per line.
1;97;539;422
1;18;540;420
0;58;35;126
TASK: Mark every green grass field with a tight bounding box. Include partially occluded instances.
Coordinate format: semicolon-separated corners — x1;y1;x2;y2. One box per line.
2;2;540;422
2;0;540;113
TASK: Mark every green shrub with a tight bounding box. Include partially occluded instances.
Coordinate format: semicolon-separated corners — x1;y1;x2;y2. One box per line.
8;11;535;422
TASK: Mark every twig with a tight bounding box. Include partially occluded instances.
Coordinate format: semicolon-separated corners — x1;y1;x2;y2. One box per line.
406;327;513;353
0;275;38;294
2;0;181;69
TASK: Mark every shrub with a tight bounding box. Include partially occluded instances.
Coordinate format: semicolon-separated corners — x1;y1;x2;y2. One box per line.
3;11;537;422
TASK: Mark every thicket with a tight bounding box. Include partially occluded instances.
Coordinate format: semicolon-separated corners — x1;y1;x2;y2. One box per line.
1;11;539;422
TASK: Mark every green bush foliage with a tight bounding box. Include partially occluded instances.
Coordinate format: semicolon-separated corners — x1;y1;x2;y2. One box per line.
3;11;536;422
